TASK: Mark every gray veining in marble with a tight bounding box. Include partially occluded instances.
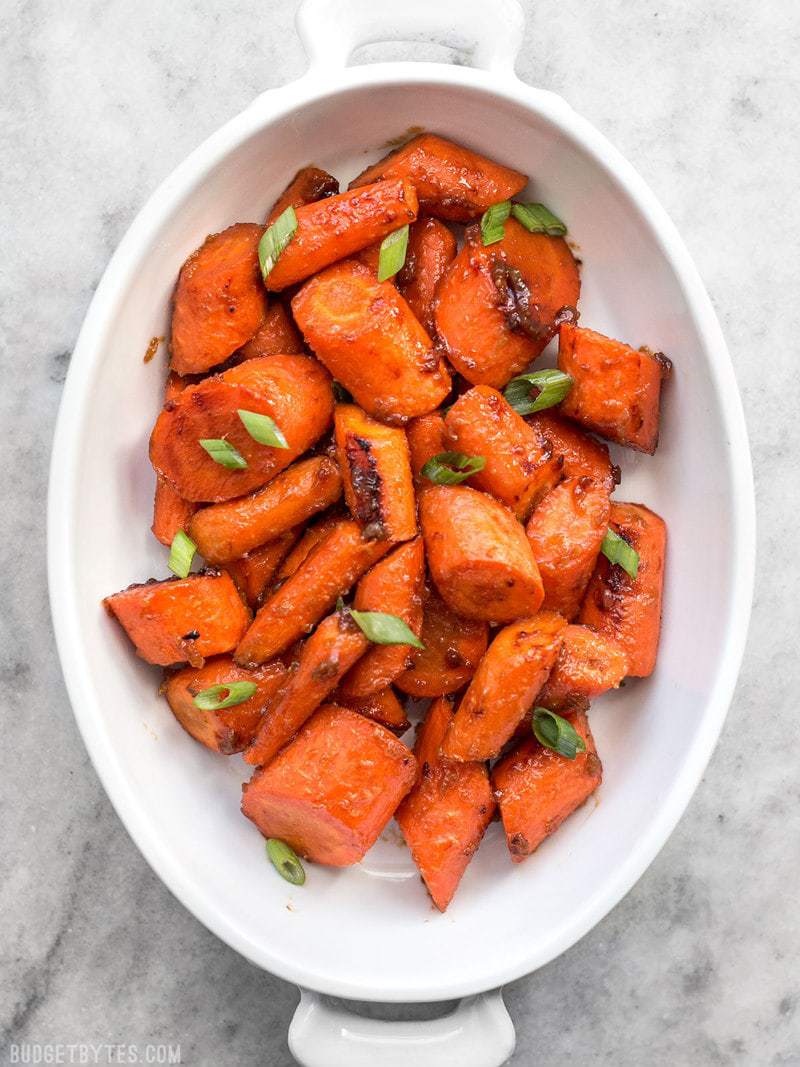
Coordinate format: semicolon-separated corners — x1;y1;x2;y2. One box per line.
1;0;797;1064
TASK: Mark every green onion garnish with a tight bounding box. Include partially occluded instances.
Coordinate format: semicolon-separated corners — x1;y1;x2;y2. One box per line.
258;206;298;281
199;439;248;469
503;369;573;416
377;224;410;282
511;202;567;236
238;409;289;449
421;451;486;486
480;200;511;245
266;838;306;886
192;681;258;711
168;530;196;579
600;528;639;579
349;609;425;649
532;708;586;759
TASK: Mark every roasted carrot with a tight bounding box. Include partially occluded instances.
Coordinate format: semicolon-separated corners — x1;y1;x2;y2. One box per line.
526;477;611;620
223;530;298;608
441;612;566;762
406;412;447;485
558;324;671;454
189;456;342;563
445;385;563;519
536;625;628;711
334;404;416;541
170;223;267;376
244;611;368;766
274;511;344;583
162;655;287;753
265;165;339;225
152;477;197;546
235;301;304;361
149;354;333;502
334;687;410;734
492;709;602;862
420;485;544;622
435;219;580;388
397;217;457;334
394;587;489;697
241;704;416;865
349;133;526;223
104;571;250;667
396;696;495;911
265;178;418;291
579;502;666;677
527;410;619;492
338;539;425;698
234;519;391;666
292;259;451;423
355;240;383;276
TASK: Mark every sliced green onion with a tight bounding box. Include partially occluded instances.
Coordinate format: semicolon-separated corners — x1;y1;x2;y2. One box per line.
377;224;410;282
258;205;298;281
332;381;353;403
237;409;289;449
192;681;257;711
349;609;425;649
168;530;196;579
421;451;486;486
601;528;639;579
511;202;567;236
199;438;248;469
266;838;306;886
503;369;573;416
532;707;586;759
480;200;511;245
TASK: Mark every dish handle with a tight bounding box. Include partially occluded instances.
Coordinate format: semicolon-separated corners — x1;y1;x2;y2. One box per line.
288;988;515;1067
295;0;524;76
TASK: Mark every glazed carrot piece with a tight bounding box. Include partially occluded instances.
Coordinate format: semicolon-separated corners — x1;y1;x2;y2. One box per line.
292;259;451;423
527;411;619;492
241;704;416;865
397;217;457;334
526;477;611;620
492;709;602;862
536;625;628;711
445;385;563;519
162;655;288;753
234;519;391;666
265;178;418;291
104;571;250;668
579;502;667;677
396;696;495;911
406;413;447;485
244;611;368;766
274;511;345;583
189;456;342;563
170;223;267;376
435;219;580;388
338;539;425;698
265;165;339;225
441;612;566;762
558;324;671;454
235;302;304;361
394;587;488;698
150;354;333;502
223;530;298;608
349;133;526;222
355;240;383;276
334;405;416;541
333;687;410;735
152;373;197;544
420;485;544;622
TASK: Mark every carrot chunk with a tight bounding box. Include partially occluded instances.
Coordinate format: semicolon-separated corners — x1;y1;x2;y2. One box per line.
223;531;298;609
435;220;580;388
397;217;457;334
526;477;611;620
396;696;495;911
420;485;544;622
492;710;602;862
579;502;667;677
265;178;418;291
292;259;451;423
441;612;566;762
536;624;628;711
394;587;488;698
170;223;267;376
235;301;304;361
334;687;411;735
265;165;339;225
241;704;416;866
163;655;287;753
152;477;198;546
527;411;619;492
349;134;526;222
104;571;250;667
558;324;671;454
274;511;345;583
189;456;342;563
149;354;333;502
406;413;447;485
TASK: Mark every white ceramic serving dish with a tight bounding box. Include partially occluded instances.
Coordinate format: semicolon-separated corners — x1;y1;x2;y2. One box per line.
48;1;755;1063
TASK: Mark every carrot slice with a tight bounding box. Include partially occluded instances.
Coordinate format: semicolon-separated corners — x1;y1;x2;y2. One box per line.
104;571;250;667
527;410;619;492
394;587;488;698
579;502;666;677
235;301;304;361
397;217;457;334
274;511;345;583
396;696;495;911
162;655;287;753
492;709;602;862
223;531;298;609
406;413;447;485
189;456;342;563
265;165;339;225
241;704;416;865
349;133;526;222
536;625;628;711
441;612;566;761
266;178;418;291
334;687;410;734
152;477;198;547
149;354;333;502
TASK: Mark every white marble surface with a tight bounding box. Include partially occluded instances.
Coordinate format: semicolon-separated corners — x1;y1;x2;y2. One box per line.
1;1;797;1063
